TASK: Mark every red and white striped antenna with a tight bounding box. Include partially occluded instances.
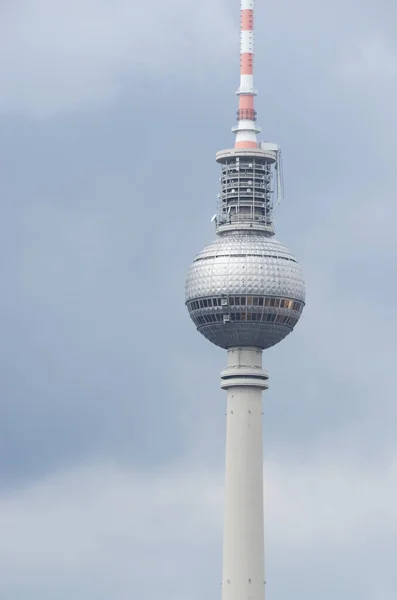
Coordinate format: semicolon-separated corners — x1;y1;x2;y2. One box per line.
233;0;261;149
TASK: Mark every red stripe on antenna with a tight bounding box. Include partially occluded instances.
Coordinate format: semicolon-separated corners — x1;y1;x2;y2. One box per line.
241;9;254;30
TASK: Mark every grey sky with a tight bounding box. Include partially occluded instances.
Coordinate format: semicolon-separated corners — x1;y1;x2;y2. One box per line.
0;0;396;598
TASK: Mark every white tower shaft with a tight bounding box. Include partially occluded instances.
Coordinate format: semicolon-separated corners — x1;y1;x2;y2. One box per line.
221;347;268;600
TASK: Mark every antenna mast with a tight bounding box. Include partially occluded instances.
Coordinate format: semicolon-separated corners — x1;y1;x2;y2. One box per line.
233;0;261;149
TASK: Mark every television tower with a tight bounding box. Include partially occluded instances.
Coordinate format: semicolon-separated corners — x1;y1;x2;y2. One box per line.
185;1;305;599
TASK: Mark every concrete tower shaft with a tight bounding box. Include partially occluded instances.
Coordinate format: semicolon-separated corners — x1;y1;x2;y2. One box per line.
221;347;268;600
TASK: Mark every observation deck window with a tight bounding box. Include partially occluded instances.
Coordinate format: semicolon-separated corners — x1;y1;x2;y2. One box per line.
188;296;304;314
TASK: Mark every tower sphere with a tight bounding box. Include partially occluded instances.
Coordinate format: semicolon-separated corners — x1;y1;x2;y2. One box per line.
185;232;305;350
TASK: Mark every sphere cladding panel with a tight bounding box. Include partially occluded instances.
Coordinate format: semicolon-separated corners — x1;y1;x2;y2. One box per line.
185;234;305;300
185;234;305;349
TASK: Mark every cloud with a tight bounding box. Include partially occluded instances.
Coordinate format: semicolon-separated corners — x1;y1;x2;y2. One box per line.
0;461;223;599
334;34;397;83
0;0;235;117
267;452;397;548
1;452;397;599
